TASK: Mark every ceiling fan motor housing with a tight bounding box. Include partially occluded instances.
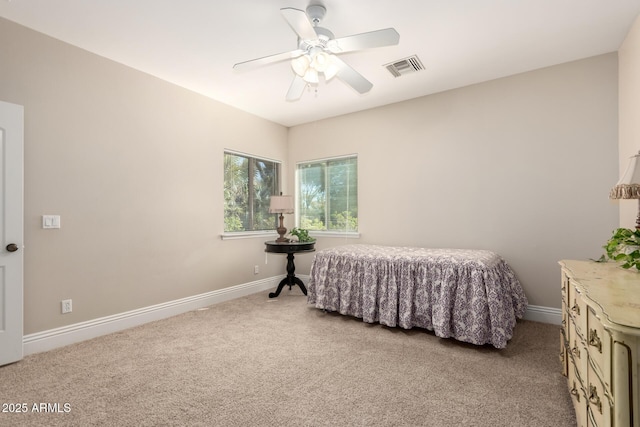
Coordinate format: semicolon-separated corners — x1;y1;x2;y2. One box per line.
299;26;334;50
306;5;326;25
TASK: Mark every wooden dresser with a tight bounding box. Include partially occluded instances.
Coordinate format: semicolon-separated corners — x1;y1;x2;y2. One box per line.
559;260;640;427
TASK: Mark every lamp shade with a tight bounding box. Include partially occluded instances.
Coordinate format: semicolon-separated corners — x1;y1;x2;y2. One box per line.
269;195;294;214
610;151;640;200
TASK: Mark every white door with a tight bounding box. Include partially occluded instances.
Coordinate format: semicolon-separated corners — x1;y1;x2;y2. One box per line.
0;100;24;366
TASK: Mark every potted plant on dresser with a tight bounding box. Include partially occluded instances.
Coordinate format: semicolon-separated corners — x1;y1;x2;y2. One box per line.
600;227;640;271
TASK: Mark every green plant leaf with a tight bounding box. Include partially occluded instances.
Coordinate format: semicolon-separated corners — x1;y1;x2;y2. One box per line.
600;228;640;271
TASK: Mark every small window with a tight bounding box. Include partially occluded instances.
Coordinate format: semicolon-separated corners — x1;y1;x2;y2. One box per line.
296;155;357;232
224;151;280;232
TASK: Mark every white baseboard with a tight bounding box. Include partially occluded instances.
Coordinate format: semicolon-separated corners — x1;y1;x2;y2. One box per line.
524;304;562;325
23;276;280;356
22;275;558;355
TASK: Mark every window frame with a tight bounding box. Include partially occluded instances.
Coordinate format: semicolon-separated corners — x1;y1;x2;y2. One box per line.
222;149;282;239
295;154;359;238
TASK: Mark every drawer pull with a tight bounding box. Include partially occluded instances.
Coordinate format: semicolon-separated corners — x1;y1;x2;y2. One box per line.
588;329;602;353
571;300;580;316
571;341;580;359
588;385;602;414
570;382;580;402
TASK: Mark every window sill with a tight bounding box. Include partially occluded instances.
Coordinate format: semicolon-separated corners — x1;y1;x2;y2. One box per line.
220;231;277;240
221;231;361;240
309;231;360;239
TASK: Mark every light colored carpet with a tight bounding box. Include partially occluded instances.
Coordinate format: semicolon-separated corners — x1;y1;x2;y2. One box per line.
0;289;576;426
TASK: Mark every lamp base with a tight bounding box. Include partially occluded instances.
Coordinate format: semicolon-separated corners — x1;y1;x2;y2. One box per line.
276;214;288;242
275;227;288;242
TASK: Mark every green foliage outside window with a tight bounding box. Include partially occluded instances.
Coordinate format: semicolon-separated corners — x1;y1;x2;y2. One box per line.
224;152;280;232
297;156;358;232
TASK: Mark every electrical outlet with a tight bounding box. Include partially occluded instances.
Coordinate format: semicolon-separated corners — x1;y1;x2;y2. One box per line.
254;265;259;274
61;299;72;314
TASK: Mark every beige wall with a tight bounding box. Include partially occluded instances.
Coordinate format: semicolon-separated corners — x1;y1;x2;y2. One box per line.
619;14;640;228
289;54;619;309
0;15;623;334
0;18;289;334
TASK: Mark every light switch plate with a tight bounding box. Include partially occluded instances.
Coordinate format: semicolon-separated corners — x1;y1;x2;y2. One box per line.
42;215;61;229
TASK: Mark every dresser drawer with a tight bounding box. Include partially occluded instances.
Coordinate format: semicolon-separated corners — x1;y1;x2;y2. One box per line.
561;307;572;377
561;273;569;307
587;362;611;427
569;312;589;376
568;359;588;427
568;281;587;335
586;306;611;388
561;328;568;377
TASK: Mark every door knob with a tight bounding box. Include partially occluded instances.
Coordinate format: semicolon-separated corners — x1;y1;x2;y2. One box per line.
6;243;18;252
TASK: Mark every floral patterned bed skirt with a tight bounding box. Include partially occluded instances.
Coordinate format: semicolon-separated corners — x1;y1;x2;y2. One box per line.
307;244;528;348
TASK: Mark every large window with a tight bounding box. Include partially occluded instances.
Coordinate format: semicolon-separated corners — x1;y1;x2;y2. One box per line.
297;155;357;232
224;151;280;232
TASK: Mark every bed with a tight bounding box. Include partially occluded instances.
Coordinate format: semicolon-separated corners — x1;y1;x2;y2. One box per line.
307;244;528;348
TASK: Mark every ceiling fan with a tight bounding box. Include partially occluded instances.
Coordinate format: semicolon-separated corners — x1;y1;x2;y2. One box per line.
233;4;400;101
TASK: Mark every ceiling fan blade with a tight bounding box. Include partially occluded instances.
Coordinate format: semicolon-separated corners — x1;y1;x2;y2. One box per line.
233;49;305;72
327;28;400;54
333;57;373;94
281;7;318;41
286;75;308;101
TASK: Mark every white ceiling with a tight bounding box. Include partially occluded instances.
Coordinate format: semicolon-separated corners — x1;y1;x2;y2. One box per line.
1;0;639;127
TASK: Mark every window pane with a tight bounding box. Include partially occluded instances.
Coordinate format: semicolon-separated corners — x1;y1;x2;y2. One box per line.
224;152;280;232
327;157;357;231
251;158;279;231
298;162;326;230
224;154;249;232
297;156;357;232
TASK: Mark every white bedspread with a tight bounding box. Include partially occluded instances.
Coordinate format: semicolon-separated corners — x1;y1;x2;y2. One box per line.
307;244;528;348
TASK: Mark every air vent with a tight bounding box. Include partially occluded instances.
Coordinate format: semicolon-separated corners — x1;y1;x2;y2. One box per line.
384;55;424;78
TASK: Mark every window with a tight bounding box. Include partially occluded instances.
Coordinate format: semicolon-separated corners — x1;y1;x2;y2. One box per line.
224;151;280;232
297;155;357;232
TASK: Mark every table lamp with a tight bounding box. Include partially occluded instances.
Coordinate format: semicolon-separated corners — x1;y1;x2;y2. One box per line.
610;150;640;230
269;195;294;242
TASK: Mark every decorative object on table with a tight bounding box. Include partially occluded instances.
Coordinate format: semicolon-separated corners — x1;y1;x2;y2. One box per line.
269;195;294;242
609;150;640;230
599;227;640;271
288;227;315;243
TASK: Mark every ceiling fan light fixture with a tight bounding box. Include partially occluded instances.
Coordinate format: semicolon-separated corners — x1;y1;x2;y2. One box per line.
292;47;339;83
324;62;339;81
312;51;331;72
292;55;311;77
292;48;336;83
303;67;319;83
